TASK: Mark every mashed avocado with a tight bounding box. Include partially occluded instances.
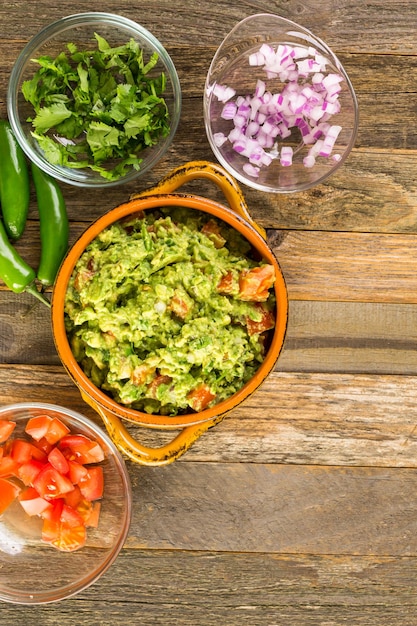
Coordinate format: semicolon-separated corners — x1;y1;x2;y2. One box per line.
64;207;276;415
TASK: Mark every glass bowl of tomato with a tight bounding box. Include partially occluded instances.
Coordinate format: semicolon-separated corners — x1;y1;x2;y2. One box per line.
0;402;132;605
7;12;181;188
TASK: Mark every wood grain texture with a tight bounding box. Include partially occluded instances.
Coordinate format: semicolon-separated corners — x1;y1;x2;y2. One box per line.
2;551;417;625
4;224;417;305
2;364;417;468
1;1;417;623
280;300;417;375
3;293;417;376
270;230;417;303
1;0;417;53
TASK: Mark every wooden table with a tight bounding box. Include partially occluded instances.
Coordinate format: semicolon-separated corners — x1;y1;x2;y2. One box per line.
1;0;417;623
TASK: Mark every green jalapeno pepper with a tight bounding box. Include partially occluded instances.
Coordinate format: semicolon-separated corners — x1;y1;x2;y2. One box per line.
31;162;69;287
0;218;48;305
0;120;30;241
0;219;34;292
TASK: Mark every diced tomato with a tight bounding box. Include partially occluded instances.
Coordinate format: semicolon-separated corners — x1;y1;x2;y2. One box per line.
33;463;75;500
0;455;18;478
246;304;276;336
64;484;83;509
33;436;54;455
17;458;45;486
19;487;53;517
59;434;105;465
41;499;63;543
83;501;101;528
147;374;173;399
61;503;85;527
72;495;102;528
25;414;71;445
49;504;87;552
169;293;190;319
187;384;216;412
48;446;70;475
238;265;275;302
25;414;53;441
0;419;16;444
74;497;93;524
67;459;89;485
43;417;71;445
11;438;46;464
28;443;47;462
73;268;95;292
1;412;105;552
201;219;226;248
0;477;21;514
11;439;35;465
52;520;87;552
131;364;154;386
216;270;236;295
79;466;104;502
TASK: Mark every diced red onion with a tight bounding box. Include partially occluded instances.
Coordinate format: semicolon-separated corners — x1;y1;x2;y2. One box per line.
234;113;248;129
280;146;293;167
303;154;316;168
249;51;265;66
243;163;260;177
213;132;227;147
246;120;260;136
318;124;342;157
221;101;237;120
228;127;244;143
261;152;273;166
211;42;346;176
254;79;266;98
212;83;236;102
293;46;309;59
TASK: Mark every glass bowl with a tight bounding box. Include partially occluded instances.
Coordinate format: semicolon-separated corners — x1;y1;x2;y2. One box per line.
0;402;132;604
204;13;358;193
7;12;181;188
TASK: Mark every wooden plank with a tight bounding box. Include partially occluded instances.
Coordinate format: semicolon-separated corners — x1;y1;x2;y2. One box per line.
2;364;417;468
1;0;417;54
124;461;417;555
2;550;417;625
4;224;417;304
259;151;417;233
0;292;58;365
60;148;417;234
5;148;417;236
279;300;417;375
205;371;417;467
9;150;416;237
269;229;417;304
2;292;417;377
2;294;417;375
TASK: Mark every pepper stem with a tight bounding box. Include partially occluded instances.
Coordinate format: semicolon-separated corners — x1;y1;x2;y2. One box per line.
25;283;51;308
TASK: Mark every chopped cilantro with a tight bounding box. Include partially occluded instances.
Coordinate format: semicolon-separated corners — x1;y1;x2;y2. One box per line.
21;34;171;181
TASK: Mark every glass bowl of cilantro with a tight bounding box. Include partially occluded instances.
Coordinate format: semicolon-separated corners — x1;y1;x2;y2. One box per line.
7;12;182;187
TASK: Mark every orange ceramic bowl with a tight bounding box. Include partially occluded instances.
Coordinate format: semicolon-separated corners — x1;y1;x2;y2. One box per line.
51;161;288;466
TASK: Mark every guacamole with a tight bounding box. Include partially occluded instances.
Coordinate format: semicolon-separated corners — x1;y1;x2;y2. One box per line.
64;207;276;415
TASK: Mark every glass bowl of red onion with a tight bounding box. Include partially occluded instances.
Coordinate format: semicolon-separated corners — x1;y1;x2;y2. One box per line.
203;13;358;193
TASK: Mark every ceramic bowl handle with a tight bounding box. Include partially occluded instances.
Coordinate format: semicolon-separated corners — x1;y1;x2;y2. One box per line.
80;391;223;466
131;160;267;240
